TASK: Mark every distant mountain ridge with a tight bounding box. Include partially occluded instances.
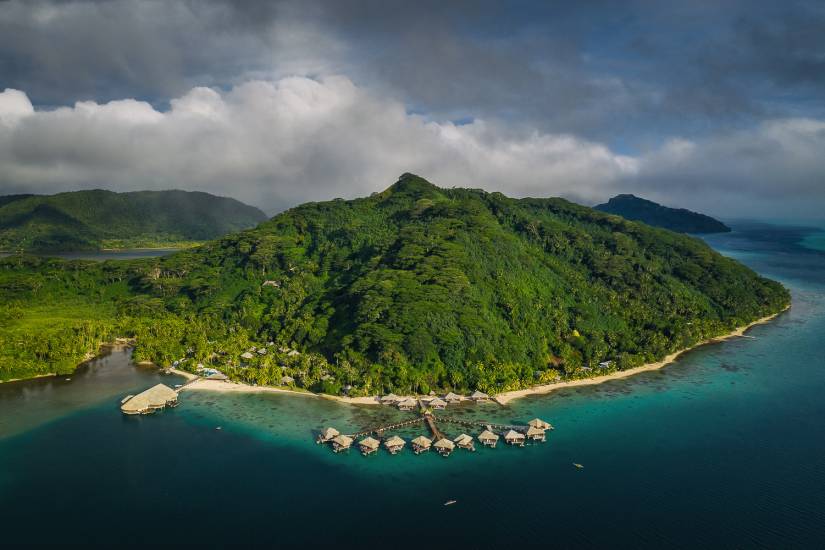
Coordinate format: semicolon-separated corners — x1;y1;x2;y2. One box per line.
0;189;267;251
595;194;730;234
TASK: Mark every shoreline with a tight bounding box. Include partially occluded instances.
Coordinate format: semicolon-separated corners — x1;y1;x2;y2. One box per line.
177;308;787;407
493;308;788;405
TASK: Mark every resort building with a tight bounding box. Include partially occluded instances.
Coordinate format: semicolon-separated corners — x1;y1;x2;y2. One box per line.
525;425;546;442
454;434;475;451
503;429;526;447
121;384;178;415
381;393;400;405
206;372;228;381
240;351;255;361
396;398;417;411
429;398;447;410
527;418;552;431
384;435;406;454
358;436;381;456
443;392;462;404
317;427;339;444
411;435;432;454
470;390;489;402
478;430;499;447
331;434;353;453
433;438;456;457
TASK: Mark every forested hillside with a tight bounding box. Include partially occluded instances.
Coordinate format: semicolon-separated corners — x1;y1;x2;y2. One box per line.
595;194;731;233
0;189;267;251
0;174;788;392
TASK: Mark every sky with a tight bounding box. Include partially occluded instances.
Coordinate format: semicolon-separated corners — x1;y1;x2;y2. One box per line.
0;0;823;218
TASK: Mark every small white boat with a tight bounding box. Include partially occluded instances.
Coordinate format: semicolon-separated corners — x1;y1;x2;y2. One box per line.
174;384;182;388
443;500;457;506
216;426;222;430
65;378;71;381
573;463;584;469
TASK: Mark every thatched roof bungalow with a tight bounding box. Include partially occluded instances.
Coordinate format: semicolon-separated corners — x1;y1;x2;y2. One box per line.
121;384;178;415
206;373;228;381
397;398;417;411
454;434;475;451
443;392;462;403
503;429;526;446
240;351;255;361
317;427;340;443
433;438;456;457
470;390;489;401
358;436;381;456
384;435;406;454
429;398;447;410
332;434;353;453
527;418;552;430
478;430;499;447
381;393;400;405
525;425;546;442
411;435;432;454
281;375;295;385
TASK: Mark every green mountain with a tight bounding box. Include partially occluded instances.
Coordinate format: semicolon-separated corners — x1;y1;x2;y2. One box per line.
0;189;268;251
0;174;788;391
595;194;731;233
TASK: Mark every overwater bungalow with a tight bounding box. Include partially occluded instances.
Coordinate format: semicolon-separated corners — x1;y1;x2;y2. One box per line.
332;434;353;453
503;429;526;447
429;398;447;410
527;418;553;431
454;434;475;451
433;438;456;457
384;435;406;454
470;390;489;402
411;435;432;454
443;392;462;404
358;436;381;456
317;427;340;444
381;393;400;405
121;384;178;415
396;398;417;411
478;430;499;448
525;425;546;442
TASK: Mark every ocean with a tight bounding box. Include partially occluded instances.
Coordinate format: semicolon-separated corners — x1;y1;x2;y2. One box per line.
1;222;824;548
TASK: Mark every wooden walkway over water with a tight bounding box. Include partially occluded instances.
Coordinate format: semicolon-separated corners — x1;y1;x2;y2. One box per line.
347;417;426;438
344;413;534;440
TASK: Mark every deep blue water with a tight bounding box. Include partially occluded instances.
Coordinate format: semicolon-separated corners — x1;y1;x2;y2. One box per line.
2;222;825;548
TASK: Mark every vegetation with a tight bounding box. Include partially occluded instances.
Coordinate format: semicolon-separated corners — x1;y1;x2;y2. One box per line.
595;194;731;234
0;174;789;394
0;189;267;252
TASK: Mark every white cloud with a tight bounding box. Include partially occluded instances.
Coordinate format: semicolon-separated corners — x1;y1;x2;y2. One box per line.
0;76;638;212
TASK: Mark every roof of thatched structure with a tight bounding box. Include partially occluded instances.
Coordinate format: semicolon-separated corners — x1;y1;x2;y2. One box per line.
359;436;380;450
411;435;432;448
434;438;455;450
240;352;255;360
526;425;545;437
397;397;417;407
444;392;462;401
429;398;447;407
527;418;551;430
381;393;400;403
384;435;405;448
454;434;473;445
478;429;499;441
206;373;228;380
121;384;177;413
504;429;525;440
321;427;340;439
281;375;295;384
470;390;489;399
332;434;353;447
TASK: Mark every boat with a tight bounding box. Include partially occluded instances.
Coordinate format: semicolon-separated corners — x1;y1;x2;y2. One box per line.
573;463;584;469
216;426;222;430
444;500;457;506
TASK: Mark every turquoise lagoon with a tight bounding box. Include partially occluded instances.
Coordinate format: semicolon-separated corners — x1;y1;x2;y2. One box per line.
1;222;825;548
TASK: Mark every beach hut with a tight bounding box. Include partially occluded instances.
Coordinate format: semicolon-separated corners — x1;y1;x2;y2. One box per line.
478;430;499;448
358;436;381;456
454;434;475;451
411;435;432;454
240;351;255;361
384;435;406;455
527;418;553;431
317;427;339;444
381;393;400;405
332;434;353;453
433;438;456;457
443;392;462;404
503;429;525;447
429;398;447;410
396;397;417;411
206;373;228;381
281;375;295;385
525;425;546;442
120;384;178;415
470;390;489;402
